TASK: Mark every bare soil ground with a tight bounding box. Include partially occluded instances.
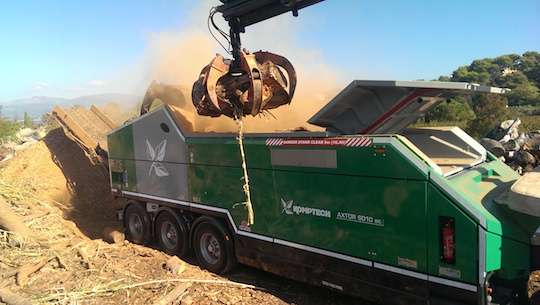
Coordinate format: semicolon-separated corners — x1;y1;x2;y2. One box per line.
0;128;369;305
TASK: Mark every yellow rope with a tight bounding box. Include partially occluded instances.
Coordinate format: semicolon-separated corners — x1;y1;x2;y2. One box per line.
237;118;254;225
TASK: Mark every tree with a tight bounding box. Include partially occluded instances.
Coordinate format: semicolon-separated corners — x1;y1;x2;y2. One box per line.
438;76;450;82
466;94;515;139
506;83;540;106
469;58;500;83
0;116;23;142
428;96;475;122
450;52;540;107
23;112;34;129
499;70;529;88
521;51;540;88
493;55;516;68
452;66;473;82
498;71;539;105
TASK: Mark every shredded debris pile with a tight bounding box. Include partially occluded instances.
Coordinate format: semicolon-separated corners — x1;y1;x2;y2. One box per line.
480;118;540;174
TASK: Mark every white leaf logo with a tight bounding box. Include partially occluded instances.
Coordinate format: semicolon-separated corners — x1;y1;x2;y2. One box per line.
155;140;167;161
281;199;294;215
147;139;169;177
146;140;155;160
154;163;169;177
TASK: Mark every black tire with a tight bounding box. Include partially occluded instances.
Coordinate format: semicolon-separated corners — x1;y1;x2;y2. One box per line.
124;203;151;245
193;220;236;274
155;211;189;257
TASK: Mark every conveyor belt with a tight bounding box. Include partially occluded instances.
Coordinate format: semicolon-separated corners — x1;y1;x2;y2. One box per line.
52;104;117;165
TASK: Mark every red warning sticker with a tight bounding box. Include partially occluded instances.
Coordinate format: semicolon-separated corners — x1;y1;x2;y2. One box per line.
265;137;371;147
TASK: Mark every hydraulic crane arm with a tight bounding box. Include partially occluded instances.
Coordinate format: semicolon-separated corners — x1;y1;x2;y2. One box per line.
191;0;323;118
217;0;324;29
217;0;323;65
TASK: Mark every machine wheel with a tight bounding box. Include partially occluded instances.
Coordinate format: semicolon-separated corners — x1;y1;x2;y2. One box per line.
193;219;236;274
124;203;151;245
156;211;189;257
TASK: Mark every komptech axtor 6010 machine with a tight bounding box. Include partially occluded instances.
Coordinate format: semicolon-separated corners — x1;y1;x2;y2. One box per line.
104;79;540;305
52;1;540;304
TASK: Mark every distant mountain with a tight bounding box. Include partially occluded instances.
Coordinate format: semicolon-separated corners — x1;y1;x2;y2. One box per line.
70;94;141;107
0;94;141;119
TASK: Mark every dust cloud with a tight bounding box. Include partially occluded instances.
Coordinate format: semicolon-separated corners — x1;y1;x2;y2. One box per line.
118;1;348;133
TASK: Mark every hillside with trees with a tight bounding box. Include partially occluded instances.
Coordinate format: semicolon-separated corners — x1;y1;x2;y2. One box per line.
418;51;540;138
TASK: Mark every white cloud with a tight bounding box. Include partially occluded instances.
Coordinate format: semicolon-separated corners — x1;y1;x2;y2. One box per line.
65;86;84;91
87;80;105;87
31;82;51;92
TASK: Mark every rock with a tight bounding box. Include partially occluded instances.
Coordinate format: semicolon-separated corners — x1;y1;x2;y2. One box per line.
524;164;535;173
516;133;529;146
181;296;193;305
530;150;540;161
516;150;536;164
479;138;505;157
505;150;515;161
16;128;39;143
166;256;186;275
529;131;540;139
103;227;125;244
0;144;15;160
502;140;520;152
526;138;540;150
508;161;523;175
485;118;520;142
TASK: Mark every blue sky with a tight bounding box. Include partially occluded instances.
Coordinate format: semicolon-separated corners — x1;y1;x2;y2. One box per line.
1;0;539;102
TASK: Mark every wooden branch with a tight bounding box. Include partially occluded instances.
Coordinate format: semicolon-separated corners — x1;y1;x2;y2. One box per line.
0;287;34;305
62;219;90;241
22;210;50;222
55;254;69;270
152;282;192;305
1;269;18;279
77;247;93;269
17;256;55;286
0;197;35;246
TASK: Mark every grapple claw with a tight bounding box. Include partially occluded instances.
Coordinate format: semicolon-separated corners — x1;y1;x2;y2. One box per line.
192;50;297;118
254;51;297;102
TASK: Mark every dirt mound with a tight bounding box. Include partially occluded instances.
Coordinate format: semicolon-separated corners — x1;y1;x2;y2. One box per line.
0;128;364;305
0;128;123;238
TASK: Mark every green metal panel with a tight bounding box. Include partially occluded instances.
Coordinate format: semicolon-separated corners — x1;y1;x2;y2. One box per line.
107;124;134;159
485;231;502;273
188;134;429;180
484;224;530;282
187;134;432;242
186;136;270;235
445;155;537;243
428;156;535;284
427;184;478;284
187;136;251;167
185;131;534;286
107;125;137;191
187;133;431;270
257;169;428;271
497;235;530;280
261;136;429;181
